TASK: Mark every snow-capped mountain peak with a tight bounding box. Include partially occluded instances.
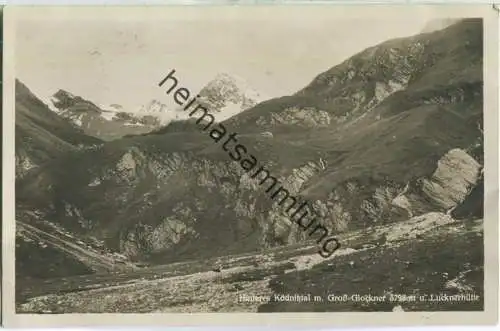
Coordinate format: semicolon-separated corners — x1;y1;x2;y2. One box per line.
43;72;267;138
199;72;266;108
136;72;268;125
138;99;169;114
195;72;267;121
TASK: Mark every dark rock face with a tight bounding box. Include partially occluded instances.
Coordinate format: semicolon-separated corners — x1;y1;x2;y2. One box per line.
52;89;102;114
16;19;484;272
451;174;484;220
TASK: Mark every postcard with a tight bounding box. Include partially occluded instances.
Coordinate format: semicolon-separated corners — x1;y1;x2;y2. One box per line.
2;4;498;327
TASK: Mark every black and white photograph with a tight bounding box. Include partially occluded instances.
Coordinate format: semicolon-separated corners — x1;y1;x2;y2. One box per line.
2;4;498;327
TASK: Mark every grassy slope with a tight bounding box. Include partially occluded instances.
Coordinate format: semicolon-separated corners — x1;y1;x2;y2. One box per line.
15;20;484;271
15;80;102;168
16;236;94;280
259;221;483;312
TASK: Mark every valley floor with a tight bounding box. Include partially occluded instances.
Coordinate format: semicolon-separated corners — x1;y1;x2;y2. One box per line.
16;212;483;313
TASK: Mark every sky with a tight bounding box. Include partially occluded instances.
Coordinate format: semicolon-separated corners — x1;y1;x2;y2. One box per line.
14;7;436;112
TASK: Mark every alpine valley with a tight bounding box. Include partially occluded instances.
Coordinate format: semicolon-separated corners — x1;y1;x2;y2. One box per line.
15;19;484;313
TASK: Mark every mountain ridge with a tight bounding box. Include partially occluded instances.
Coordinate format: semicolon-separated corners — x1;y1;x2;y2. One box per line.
16;19;483;278
44;72;267;140
15;80;102;178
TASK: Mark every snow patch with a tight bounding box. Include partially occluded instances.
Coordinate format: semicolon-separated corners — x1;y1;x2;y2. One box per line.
40;96;62;113
100;110;117;121
73;117;83;127
88;178;101;187
124;122;145;127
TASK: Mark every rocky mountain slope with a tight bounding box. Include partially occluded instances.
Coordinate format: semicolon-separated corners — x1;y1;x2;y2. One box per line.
228;19;481;134
15;80;102;178
49;90;162;141
16;19;483;282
